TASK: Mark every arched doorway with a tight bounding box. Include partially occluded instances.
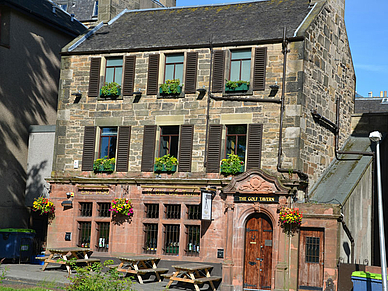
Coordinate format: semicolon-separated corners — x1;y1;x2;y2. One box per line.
244;213;273;290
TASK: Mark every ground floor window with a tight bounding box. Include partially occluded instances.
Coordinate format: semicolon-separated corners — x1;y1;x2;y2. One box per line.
78;222;91;248
186;225;200;256
144;223;158;254
164;224;180;255
97;222;110;252
143;202;201;257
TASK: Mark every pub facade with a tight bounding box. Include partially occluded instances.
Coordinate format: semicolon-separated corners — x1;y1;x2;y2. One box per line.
46;0;356;290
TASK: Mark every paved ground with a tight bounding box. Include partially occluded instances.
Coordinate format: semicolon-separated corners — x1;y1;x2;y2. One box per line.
0;263;219;290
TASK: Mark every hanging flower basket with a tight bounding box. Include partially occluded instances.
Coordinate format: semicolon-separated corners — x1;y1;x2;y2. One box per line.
109;198;134;217
279;207;302;235
32;197;55;216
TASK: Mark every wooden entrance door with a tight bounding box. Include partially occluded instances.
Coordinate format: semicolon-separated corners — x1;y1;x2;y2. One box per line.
244;213;273;290
298;228;324;290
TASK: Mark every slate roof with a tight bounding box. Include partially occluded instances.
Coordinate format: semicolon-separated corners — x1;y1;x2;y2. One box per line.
0;0;87;36
308;136;373;205
55;0;97;22
70;0;314;53
355;98;388;114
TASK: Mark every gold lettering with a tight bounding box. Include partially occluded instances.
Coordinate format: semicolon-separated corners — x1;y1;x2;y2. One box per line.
239;197;247;201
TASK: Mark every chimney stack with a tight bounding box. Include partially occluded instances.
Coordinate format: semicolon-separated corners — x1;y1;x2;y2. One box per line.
380;91;384;97
368;92;373;98
385;91;387;98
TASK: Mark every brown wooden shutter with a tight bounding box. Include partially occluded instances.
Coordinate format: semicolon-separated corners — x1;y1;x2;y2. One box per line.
212;50;225;93
184;52;198;94
116;126;131;172
122;56;136;96
252;47;267;91
88;58;101;97
141;125;157;172
178;125;194;172
147;54;160;95
82;126;96;171
246;123;263;170
206;124;222;173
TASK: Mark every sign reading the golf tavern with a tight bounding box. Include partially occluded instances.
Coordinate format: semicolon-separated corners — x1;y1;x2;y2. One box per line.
234;194;279;203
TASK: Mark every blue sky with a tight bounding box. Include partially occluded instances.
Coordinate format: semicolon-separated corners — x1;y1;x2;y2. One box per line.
176;0;387;97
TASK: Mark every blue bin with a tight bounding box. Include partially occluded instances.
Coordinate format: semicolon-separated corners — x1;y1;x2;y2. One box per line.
352;271;385;291
0;228;36;262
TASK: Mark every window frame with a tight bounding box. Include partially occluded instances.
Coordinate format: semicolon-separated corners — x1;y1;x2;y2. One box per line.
104;57;123;86
164;53;184;83
158;125;180;159
224;124;247;160
229;49;252;82
98;127;118;159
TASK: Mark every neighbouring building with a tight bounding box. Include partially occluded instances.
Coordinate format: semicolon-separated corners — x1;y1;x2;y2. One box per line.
0;0;86;229
46;0;365;290
53;0;176;26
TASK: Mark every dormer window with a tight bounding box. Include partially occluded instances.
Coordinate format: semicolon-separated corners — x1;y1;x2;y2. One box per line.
92;1;98;18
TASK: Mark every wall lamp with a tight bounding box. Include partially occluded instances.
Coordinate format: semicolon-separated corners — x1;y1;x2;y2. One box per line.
196;88;207;100
133;89;142;103
72;92;82;103
269;84;279;97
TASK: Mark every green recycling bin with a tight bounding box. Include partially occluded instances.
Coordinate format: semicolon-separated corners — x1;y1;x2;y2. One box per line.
0;228;36;263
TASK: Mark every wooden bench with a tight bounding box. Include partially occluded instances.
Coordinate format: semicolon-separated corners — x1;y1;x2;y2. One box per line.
194;276;222;284
161;273;174;279
66;258;101;265
35;256;49;261
136;267;168;275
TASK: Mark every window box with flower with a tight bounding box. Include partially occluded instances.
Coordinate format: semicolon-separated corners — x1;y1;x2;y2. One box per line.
159;79;182;95
220;153;245;175
32;196;55;218
109;198;134;217
154;154;178;173
225;80;250;92
93;156;115;173
279;206;303;235
100;82;121;98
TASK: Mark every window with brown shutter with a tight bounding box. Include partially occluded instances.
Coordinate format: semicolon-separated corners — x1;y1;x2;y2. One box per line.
212;51;225;93
82;126;96;171
246;123;263;169
147;54;160;95
141;125;157;172
122;56;136;96
206;124;222;173
178;125;194;172
252;47;267;91
116;126;131;172
88;58;101;97
184;52;198;94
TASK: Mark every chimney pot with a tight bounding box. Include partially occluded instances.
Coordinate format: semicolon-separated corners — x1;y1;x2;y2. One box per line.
385;91;387;98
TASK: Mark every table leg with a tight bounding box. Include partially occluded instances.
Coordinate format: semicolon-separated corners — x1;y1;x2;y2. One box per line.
41;254;54;271
166;271;180;288
63;255;72;275
204;268;217;291
133;264;144;284
188;272;201;291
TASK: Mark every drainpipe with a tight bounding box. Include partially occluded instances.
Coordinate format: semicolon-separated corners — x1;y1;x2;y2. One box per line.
204;41;213;168
277;27;309;181
340;212;355;264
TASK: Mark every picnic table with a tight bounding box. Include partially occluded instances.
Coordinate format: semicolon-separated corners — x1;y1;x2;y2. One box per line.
164;263;221;291
113;254;168;284
37;247;100;274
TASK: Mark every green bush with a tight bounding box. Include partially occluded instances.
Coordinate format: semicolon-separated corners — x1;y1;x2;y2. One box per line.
66;260;133;291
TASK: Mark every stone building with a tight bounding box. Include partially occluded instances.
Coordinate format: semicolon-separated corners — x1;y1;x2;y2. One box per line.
53;0;176;26
0;0;86;229
46;0;361;290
